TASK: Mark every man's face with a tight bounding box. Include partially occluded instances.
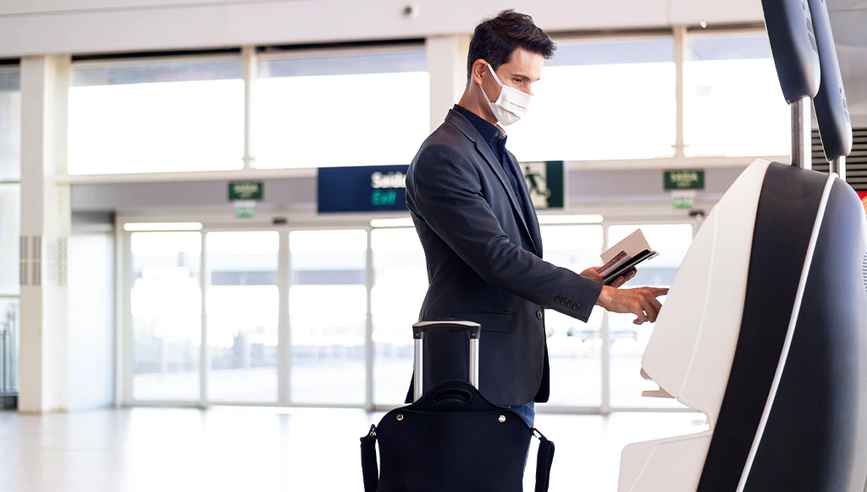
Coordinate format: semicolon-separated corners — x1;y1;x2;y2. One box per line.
483;47;544;99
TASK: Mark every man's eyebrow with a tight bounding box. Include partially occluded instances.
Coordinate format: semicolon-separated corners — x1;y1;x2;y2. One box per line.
510;73;541;82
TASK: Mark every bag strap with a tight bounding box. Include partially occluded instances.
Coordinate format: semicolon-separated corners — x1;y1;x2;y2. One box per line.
533;428;556;492
360;425;379;492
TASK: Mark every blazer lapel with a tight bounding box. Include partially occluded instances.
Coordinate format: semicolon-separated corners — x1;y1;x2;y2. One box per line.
508;154;543;258
446;110;538;255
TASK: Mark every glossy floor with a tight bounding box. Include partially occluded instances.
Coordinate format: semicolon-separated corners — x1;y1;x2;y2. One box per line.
0;407;706;492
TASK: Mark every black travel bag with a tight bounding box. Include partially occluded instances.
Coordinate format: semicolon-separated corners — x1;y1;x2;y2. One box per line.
360;321;555;492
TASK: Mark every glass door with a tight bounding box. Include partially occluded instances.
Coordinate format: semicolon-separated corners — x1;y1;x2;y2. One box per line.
539;224;605;407
205;231;280;403
370;227;427;405
288;229;368;405
130;231;202;401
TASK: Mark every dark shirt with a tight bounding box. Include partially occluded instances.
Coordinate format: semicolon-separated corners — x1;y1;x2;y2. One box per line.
453;105;521;199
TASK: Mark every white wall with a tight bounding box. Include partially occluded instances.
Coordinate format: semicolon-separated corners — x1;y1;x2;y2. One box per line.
0;0;764;58
67;233;114;411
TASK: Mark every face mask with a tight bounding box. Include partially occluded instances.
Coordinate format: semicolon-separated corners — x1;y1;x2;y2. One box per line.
479;62;532;126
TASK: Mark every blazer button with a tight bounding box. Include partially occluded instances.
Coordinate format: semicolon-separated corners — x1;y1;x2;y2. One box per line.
536;310;543;319
555;296;562;302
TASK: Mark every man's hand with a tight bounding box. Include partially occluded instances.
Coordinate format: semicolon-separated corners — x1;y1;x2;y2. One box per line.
596;285;669;325
581;266;637;288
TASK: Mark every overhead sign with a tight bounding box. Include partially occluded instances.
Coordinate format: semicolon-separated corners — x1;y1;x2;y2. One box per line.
317;161;566;214
229;182;264;201
664;170;705;190
229;182;263;219
519;161;565;210
672;190;696;210
318;166;409;214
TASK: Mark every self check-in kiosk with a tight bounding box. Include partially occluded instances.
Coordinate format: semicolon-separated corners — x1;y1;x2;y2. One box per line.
617;0;867;491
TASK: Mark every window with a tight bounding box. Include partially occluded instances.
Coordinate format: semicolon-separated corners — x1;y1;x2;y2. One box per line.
0;67;21;181
69;57;244;174
506;37;676;162
0;67;20;297
0;298;18;394
684;31;789;157
0;186;20;295
254;47;429;169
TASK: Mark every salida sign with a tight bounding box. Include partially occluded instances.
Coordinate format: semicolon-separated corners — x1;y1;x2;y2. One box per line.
370;170;407;207
318;166;409;213
318;162;566;214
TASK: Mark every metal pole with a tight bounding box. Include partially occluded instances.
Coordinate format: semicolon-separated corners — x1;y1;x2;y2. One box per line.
364;230;374;411
199;233;208;408
2;325;6;393
469;338;479;389
791;96;812;170
413;338;423;401
241;46;257;170
278;229;291;406
673;25;687;158
830;156;846;182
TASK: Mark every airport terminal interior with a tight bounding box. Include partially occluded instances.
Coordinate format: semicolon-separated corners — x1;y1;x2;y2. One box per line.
1;0;866;491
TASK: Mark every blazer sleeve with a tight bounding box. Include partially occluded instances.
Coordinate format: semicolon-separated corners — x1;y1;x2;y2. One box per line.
409;143;603;322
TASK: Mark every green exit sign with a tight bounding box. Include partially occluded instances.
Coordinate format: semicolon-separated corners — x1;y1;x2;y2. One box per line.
229;181;264;201
664;170;705;190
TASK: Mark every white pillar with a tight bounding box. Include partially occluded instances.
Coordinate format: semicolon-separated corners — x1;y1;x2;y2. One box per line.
673;25;687;159
18;55;71;414
426;35;471;132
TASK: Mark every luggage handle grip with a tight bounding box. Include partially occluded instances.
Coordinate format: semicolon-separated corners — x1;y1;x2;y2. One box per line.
412;320;481;339
412;321;481;401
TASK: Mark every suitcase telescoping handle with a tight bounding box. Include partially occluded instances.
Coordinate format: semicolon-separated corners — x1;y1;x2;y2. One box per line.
412;321;481;402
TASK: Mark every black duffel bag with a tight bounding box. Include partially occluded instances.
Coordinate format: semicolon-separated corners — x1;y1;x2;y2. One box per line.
360;380;555;492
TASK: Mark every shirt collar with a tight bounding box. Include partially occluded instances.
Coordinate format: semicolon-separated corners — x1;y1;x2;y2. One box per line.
453;104;507;151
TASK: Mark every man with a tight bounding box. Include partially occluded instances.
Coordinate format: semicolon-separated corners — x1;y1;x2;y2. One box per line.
405;10;668;426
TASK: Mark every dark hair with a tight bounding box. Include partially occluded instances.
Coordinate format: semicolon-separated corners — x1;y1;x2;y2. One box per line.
466;10;556;82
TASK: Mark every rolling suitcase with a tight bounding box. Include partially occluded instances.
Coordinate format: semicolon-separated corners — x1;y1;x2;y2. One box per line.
360;321;555;492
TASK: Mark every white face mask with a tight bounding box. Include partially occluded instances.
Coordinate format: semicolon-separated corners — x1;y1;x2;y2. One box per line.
479;62;532;126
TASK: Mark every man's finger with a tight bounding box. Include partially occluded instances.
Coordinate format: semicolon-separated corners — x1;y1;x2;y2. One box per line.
583;267;604;282
647;287;669;297
643;291;662;310
614;268;638;288
647;297;663;322
632;299;650;324
640;298;659;323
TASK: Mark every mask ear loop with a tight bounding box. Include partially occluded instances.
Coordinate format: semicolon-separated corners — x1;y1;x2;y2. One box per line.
478;62;500;107
485;62;505;88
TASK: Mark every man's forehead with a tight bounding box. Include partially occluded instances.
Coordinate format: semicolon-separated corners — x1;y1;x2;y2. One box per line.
502;49;544;78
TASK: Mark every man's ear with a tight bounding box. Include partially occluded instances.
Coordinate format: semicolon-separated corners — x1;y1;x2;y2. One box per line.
470;59;488;86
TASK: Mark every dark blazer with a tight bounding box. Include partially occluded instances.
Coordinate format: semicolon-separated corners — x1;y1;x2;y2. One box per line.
405;109;604;406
